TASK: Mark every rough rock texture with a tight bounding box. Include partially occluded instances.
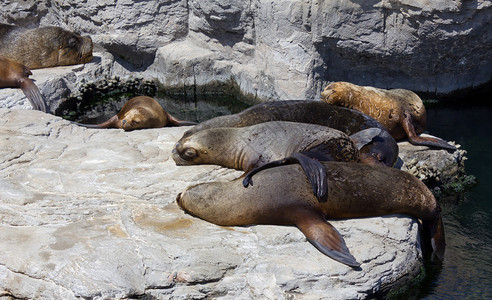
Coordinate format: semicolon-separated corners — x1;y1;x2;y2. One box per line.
0;108;431;299
1;0;490;100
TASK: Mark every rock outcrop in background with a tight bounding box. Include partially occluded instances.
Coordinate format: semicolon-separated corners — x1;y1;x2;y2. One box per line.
1;0;491;101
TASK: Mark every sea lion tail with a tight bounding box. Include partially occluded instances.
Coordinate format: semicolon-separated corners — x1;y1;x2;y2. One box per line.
73;115;119;129
19;78;47;112
293;208;360;268
349;128;382;150
166;112;198;127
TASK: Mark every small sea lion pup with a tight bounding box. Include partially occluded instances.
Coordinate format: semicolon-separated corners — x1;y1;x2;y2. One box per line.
177;162;446;268
321;81;456;151
0;23;93;69
178;100;399;167
0;56;47;112
173;121;381;202
75;96;197;131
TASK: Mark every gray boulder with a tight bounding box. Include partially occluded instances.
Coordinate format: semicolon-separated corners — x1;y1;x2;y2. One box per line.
1;0;490;100
0;108;429;299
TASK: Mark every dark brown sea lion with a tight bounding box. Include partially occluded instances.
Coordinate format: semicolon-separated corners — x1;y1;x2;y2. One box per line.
0;55;47;112
0;23;93;69
75;96;197;131
176;161;446;267
321;81;456;151
179;100;399;167
173;121;381;201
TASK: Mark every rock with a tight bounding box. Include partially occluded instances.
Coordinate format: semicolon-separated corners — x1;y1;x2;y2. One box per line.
0;108;430;299
1;0;490;100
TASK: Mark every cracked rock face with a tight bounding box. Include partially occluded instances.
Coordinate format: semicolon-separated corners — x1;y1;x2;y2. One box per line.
1;0;490;100
0;108;427;299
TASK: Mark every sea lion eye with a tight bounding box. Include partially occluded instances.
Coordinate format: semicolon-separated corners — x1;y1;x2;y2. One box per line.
183;148;197;159
67;37;77;48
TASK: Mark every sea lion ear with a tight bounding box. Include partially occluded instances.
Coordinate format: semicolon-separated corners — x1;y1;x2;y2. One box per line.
349;128;382;150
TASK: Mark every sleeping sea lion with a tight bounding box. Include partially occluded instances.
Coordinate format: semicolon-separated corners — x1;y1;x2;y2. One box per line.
0;23;93;69
176;161;446;267
173;121;381;200
173;121;381;201
321;81;456;151
178;100;398;167
0;56;47;112
75;96;197;131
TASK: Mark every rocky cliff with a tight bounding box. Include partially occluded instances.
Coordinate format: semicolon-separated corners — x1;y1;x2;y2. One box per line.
1;0;490;101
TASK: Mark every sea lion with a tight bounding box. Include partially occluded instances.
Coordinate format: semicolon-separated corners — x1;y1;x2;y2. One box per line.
173;121;381;201
75;96;197;131
321;81;456;151
0;56;47;112
176;161;446;267
179;100;398;167
0;23;93;69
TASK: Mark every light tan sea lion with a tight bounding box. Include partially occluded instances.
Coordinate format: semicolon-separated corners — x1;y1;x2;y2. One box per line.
176;161;446;267
178;100;399;167
75;96;197;131
173;121;381;202
0;55;46;112
0;23;93;69
321;81;456;150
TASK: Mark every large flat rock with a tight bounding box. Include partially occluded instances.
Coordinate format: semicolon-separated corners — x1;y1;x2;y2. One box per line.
0;108;425;299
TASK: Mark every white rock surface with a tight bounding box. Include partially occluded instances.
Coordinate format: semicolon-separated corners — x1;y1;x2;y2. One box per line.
0;108;427;299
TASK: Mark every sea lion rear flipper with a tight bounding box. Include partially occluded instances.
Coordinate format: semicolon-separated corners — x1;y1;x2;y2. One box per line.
423;214;446;261
166;113;198;127
19;78;47;112
243;152;328;203
402;112;456;151
293;208;360;268
349;128;382;150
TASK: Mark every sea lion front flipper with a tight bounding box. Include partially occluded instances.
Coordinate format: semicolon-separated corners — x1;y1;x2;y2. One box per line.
243;152;328;202
349;128;382;150
292;208;360;268
73;115;120;129
402;112;456;151
19;78;47;112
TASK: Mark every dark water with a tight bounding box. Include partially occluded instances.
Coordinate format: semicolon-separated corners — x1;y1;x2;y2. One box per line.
410;103;492;299
72;93;255;124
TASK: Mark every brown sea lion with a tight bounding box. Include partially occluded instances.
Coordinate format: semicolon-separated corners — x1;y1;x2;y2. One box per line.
173;121;381;201
0;56;47;112
176;161;446;267
321;81;456;151
178;100;399;167
173;121;380;201
0;23;93;69
75;96;197;131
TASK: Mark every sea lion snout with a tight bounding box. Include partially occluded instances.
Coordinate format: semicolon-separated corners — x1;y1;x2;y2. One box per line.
176;193;183;208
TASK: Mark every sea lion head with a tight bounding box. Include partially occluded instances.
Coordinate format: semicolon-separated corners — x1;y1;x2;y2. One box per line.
172;128;231;166
176;182;226;219
358;130;399;167
37;27;93;67
172;138;210;166
321;82;352;105
120;108;151;131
